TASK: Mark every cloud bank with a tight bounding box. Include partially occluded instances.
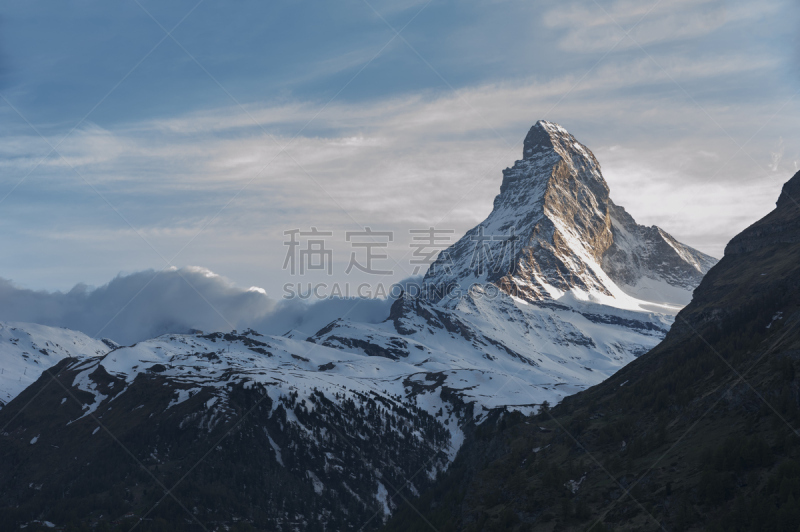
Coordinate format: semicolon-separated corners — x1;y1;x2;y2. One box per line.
0;267;394;345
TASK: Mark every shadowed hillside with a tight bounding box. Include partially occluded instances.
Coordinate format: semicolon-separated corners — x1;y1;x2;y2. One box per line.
383;171;800;531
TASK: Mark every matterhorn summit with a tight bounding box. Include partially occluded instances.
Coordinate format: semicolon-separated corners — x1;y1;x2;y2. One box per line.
307;121;715;418
424;120;717;306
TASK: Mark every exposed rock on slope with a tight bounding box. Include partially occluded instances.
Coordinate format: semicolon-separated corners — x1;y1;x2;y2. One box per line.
603;202;717;305
725;176;800;254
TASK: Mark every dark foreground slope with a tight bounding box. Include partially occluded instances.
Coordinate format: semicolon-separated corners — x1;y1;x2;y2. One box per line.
383;172;800;531
0;344;452;532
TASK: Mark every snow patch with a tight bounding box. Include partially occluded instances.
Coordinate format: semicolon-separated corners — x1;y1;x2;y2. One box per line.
167;388;201;409
375;482;392;518
307;470;324;495
266;430;284;466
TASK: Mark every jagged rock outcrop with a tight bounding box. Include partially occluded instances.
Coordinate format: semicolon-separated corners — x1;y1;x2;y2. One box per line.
603;202;717;303
725;170;800;254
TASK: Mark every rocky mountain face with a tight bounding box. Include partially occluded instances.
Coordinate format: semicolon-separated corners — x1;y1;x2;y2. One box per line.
384;170;800;531
0;122;717;531
423;120;716;306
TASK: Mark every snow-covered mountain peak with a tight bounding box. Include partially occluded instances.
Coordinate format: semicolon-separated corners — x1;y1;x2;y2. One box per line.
523;120;598;166
496;120;605;209
424;121;717;307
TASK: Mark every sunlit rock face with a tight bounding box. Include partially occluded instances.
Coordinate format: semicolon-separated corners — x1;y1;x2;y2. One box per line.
424;120;716;306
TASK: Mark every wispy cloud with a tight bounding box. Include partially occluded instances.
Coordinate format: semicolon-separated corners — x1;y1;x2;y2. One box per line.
543;0;783;52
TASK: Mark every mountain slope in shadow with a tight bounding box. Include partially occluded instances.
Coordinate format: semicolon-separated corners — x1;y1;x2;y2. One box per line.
382;171;800;531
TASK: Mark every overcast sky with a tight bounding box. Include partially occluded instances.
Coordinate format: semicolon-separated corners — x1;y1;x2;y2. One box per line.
0;0;798;301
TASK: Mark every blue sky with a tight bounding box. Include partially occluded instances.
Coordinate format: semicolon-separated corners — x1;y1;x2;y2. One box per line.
0;0;798;299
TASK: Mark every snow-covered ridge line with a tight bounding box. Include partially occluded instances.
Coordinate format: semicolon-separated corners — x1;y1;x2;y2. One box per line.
0;322;109;407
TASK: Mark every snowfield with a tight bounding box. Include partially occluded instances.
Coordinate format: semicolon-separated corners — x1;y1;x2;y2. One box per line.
0;322;109;407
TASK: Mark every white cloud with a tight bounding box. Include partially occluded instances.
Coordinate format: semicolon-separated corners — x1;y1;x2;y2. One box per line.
0;267;394;345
